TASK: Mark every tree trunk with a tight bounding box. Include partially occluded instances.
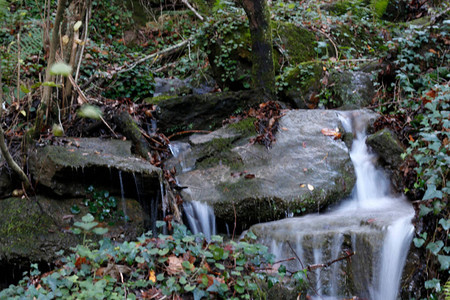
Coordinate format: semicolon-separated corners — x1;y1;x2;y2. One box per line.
239;0;275;101
34;0;68;138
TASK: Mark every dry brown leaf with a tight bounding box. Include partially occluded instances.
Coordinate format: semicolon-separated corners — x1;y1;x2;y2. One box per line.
167;255;184;275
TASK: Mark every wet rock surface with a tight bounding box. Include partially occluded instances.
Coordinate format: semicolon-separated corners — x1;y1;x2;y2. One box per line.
28;138;161;197
172;110;359;231
330;70;376;109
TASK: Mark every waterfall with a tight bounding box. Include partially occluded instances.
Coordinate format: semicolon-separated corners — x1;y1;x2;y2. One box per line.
183;200;216;240
169;141;217;238
256;111;414;299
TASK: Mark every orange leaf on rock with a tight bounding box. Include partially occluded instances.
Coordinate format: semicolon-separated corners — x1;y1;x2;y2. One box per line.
321;128;341;140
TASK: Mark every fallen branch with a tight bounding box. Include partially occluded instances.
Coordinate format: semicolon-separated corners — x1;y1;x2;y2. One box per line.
181;0;204;21
116;36;196;75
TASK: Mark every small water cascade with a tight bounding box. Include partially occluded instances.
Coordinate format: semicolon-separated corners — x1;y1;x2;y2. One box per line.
118;171;128;221
183;200;217;239
169;141;217;238
252;111;414;299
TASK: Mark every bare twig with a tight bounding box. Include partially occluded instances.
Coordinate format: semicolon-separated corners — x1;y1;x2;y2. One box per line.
181;0;204;21
116;36;196;75
313;28;339;59
167;129;211;140
0;57;31;189
306;251;355;271
287;241;322;299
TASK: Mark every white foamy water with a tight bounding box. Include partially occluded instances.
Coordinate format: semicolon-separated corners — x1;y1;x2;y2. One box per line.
259;111;414;299
183;200;216;240
169;142;217;239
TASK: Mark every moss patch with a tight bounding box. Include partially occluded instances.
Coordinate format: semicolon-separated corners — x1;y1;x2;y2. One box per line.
196;137;244;170
0;197;65;261
272;21;317;64
227;117;257;137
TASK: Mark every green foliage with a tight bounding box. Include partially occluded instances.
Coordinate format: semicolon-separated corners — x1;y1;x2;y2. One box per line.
0;223;307;299
72;213;109;247
380;15;450;298
102;64;155;101
82;186;123;223
90;0;133;42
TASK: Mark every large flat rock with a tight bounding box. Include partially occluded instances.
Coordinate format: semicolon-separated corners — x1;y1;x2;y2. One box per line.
174;109;365;230
28;138;161;197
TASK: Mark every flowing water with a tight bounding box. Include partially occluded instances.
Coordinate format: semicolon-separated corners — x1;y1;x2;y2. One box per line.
168;113;414;298
169;141;217;239
251;112;414;299
183;200;216;240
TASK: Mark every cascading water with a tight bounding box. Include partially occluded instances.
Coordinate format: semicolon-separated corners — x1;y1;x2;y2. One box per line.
251;111;414;299
169;141;217;238
183;200;216;240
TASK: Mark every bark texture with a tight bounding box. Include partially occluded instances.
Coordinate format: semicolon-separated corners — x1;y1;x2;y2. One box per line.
239;0;275;101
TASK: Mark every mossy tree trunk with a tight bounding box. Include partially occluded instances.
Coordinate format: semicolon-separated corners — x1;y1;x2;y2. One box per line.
239;0;275;101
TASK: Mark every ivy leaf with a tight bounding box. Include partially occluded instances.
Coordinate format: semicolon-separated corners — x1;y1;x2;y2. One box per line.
437;255;450;270
82;213;95;223
413;238;425;248
424;278;441;291
438;218;449;230
92;227;108;235
419;204;432;217
426;241;444;255
422;184;442;200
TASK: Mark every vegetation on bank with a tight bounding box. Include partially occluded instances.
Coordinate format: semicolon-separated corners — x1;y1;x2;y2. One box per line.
0;215;306;299
0;0;448;298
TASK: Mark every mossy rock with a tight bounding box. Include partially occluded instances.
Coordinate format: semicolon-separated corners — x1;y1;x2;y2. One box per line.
272;21;317;65
277;62;324;109
206;18;319;92
148;90;261;134
0;196;145;266
366;128;405;167
177;110;359;232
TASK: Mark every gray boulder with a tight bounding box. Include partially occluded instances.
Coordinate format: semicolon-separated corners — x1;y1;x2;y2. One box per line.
28;138;161;197
366;128;405;168
173;110;357;230
330;70;375;109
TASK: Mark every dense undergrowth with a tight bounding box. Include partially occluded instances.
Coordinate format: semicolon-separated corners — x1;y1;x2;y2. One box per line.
0;215;306;299
0;0;449;298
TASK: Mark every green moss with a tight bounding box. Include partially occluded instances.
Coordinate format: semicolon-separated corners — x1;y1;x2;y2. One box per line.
273;21;317;64
196;137;244;169
0;197;59;258
227;117;256;136
371;0;389;18
144;95;174;105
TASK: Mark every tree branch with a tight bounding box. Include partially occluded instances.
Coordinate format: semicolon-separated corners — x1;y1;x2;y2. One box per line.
0;57;31;189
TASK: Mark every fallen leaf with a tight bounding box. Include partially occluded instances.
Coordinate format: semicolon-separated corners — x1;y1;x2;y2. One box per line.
307;184;314;191
300;184;306;188
321;128;341;139
244;174;255;179
149;270;156;283
281;127;288;131
167;255;184;275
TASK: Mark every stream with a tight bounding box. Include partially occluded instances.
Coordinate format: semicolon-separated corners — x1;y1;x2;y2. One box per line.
171;110;414;299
